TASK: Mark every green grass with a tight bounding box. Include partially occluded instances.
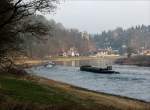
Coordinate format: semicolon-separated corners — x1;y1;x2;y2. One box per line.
0;75;101;110
0;74;149;110
0;76;76;104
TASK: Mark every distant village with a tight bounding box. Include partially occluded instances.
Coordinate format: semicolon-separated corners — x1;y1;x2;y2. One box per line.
45;31;150;58
57;46;150;58
56;32;120;57
61;47;80;57
132;48;150;56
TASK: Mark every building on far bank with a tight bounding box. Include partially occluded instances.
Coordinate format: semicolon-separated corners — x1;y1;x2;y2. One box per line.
95;48;119;57
143;49;150;56
136;48;150;56
61;47;80;57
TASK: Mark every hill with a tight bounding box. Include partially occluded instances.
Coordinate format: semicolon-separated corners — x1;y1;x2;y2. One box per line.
93;25;150;54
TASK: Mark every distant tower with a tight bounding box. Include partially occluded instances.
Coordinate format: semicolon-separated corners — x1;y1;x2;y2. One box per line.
82;31;90;40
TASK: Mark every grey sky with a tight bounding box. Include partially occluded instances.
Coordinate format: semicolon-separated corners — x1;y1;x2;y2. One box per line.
45;0;150;33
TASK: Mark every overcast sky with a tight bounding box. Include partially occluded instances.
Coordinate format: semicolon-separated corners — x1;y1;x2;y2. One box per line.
45;0;150;33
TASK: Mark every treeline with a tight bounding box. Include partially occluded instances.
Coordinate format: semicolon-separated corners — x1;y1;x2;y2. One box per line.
93;25;150;54
22;15;96;58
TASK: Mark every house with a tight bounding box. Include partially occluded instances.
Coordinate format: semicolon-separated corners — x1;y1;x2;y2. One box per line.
143;49;150;56
62;47;80;57
95;48;119;57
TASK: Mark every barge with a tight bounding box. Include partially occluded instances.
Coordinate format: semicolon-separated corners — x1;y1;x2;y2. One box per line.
80;65;119;74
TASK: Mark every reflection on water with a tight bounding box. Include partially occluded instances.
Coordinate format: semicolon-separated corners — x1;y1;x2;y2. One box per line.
30;59;150;102
54;58;114;67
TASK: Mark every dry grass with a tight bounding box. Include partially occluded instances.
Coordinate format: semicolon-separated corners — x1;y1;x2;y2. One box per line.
0;74;150;110
35;76;150;110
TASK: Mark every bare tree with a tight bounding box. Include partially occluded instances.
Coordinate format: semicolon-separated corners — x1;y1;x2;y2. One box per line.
0;0;58;71
0;0;58;28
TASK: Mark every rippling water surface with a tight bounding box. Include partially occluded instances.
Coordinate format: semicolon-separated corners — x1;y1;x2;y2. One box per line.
29;59;150;102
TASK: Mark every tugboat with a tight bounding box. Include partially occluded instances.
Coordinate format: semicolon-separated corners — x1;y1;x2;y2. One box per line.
80;65;119;74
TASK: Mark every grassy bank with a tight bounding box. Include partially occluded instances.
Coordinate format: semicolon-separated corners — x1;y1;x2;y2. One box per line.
0;73;149;110
0;74;99;110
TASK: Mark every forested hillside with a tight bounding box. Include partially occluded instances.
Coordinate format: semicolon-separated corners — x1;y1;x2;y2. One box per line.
93;25;150;54
21;15;96;58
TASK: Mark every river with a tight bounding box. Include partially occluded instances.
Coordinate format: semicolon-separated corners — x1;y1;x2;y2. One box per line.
29;59;150;102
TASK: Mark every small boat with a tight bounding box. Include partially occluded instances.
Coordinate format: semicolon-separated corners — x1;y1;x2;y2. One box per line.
44;61;55;68
80;65;119;74
45;64;53;68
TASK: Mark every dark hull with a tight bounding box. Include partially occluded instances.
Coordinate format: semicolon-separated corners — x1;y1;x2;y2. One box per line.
80;66;119;74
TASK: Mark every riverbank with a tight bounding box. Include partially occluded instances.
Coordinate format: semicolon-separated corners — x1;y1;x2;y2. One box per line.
49;56;120;62
115;55;150;67
15;56;120;66
14;56;120;69
0;72;149;110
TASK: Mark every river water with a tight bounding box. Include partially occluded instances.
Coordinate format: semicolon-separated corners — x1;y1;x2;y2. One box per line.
29;59;150;102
